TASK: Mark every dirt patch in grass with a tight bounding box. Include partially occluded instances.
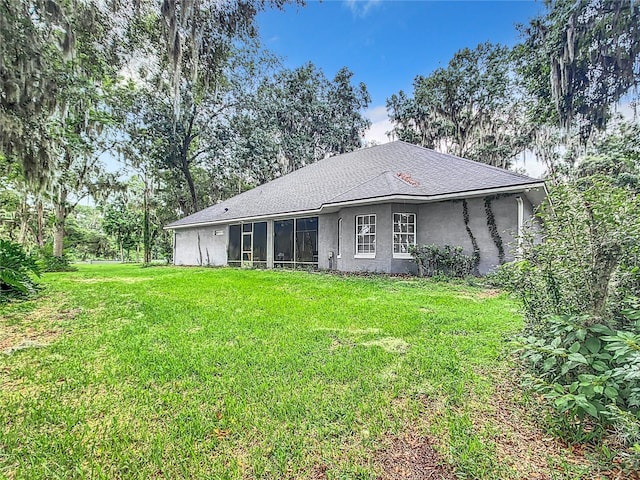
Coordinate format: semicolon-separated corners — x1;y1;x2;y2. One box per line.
469;370;603;479
72;277;153;284
476;289;501;299
376;431;456;479
1;302;81;354
362;337;411;354
453;289;502;301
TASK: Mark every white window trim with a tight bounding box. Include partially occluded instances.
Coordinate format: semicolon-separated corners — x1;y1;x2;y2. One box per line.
354;253;376;259
392;212;416;259
355;214;376;258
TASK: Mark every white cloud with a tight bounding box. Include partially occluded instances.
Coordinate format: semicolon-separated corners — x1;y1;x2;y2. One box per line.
344;0;382;18
364;105;394;145
513;152;547;179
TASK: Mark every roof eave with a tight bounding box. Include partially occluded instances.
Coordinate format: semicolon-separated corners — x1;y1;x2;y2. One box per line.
164;181;546;230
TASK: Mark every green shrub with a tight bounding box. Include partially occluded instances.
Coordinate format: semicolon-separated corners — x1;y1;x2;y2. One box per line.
409;244;475;278
496;176;640;325
514;313;640;421
495;175;640;466
0;239;41;300
38;247;77;272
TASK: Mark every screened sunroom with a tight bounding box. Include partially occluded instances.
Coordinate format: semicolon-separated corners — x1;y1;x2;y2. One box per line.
227;217;318;269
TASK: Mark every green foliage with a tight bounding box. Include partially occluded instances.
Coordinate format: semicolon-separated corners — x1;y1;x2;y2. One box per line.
483;197;505;265
514;314;640;421
101;196;142;262
410;244;476;278
496;169;640;464
229;62;372;184
575;122;640;193
387;42;529;168
38;247;76;273
0;239;40;300
461;199;481;274
498;177;640;322
516;0;640;137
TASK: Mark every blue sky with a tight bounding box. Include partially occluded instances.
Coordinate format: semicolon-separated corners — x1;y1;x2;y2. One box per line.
256;0;544;147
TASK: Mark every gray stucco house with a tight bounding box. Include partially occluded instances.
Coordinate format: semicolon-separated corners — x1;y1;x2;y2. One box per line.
166;141;546;274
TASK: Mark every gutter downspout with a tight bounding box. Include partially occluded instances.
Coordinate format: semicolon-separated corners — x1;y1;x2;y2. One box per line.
516;196;524;257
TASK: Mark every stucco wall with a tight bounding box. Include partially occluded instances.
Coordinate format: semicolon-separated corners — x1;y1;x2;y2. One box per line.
174;226;227;266
172;194;526;273
318;213;338;270
418;195;519;274
328;203;417;274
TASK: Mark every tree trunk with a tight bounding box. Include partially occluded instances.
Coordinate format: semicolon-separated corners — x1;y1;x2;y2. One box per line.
182;155;198;214
53;221;65;257
53;193;67;257
143;175;151;264
181;107;199;214
36;199;45;248
18;197;29;246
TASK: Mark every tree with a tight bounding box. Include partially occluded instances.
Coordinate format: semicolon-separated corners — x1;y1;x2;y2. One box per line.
1;0;75;184
121;1;301;215
228;63;371;185
0;1;126;186
574;122;640;191
387;43;530;168
102;195;142;262
64;205;113;260
516;0;640;139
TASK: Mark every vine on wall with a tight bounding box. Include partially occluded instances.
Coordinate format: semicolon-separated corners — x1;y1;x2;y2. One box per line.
461;199;481;274
483;196;505;264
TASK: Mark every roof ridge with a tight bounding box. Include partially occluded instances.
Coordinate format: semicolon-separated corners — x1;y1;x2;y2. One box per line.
395;140;537;181
325;171;391;203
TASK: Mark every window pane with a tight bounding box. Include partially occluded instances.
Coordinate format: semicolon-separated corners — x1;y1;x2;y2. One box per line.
296;217;318;232
242;234;251;251
243;224;252;233
393;213;416;254
253;222;267;262
228;225;241;261
356;214;376;255
274;219;294;262
296;230;317;262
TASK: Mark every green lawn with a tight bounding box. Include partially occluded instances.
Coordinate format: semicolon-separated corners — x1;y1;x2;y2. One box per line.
1;264;528;478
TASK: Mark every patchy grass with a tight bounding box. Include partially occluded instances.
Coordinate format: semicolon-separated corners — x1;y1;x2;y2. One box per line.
0;264;588;478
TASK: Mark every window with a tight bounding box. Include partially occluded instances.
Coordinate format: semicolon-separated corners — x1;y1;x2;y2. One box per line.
274;219;294;265
252;222;267;266
228;224;241;266
229;222;267;267
355;214;376;258
295;217;318;263
273;217;318;268
393;213;416;257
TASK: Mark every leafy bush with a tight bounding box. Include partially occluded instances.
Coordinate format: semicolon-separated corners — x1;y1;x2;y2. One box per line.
495;175;640;465
410;244;476;278
0;239;41;300
515;313;640;423
38;247;77;272
498;176;640;325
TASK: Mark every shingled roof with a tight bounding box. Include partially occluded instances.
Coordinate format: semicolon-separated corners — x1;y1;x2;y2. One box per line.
167;141;544;228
